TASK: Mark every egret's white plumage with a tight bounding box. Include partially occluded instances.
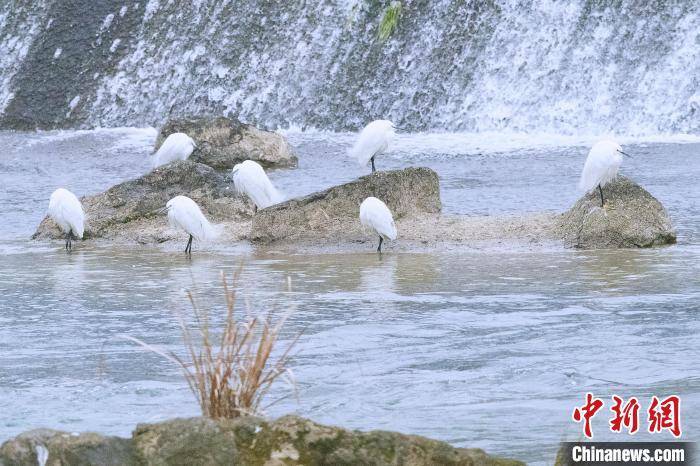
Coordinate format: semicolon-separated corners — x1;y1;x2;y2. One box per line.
166;195;217;253
231;160;283;210
350;120;395;172
153;132;196;168
48;188;85;249
359;197;397;252
579;139;625;206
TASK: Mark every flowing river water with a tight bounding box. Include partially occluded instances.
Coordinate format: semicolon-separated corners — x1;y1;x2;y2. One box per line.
0;128;699;464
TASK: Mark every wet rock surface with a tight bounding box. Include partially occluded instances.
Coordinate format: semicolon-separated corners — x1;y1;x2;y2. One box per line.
0;416;523;466
251;167;442;244
0;428;134;465
155;116;298;170
32;160;252;244
556;176;676;249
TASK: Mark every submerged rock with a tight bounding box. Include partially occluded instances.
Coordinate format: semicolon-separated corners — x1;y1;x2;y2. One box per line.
0;416;523;465
556;176;676;249
251;167;442;244
155;116;298;170
32;161;252;244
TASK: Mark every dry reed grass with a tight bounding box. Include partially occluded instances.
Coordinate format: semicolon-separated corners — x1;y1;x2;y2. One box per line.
124;269;299;419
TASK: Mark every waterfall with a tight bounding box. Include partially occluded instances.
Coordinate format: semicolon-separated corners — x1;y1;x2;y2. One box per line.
1;0;698;135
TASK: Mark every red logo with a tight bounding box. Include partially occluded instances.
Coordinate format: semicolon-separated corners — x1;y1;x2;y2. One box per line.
609;395;640;434
648;395;681;438
572;393;604;438
572;394;682;438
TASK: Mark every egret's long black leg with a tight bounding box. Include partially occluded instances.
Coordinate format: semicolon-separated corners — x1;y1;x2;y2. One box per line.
254;205;258;214
185;234;193;254
598;184;605;207
65;232;69;250
371;156;376;173
377;236;383;253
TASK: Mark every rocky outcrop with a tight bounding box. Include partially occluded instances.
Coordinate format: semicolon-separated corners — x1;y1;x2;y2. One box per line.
32;161;252;244
155;117;298;170
0;416;523;466
0;428;134;465
556;176;676;249
251;167;441;244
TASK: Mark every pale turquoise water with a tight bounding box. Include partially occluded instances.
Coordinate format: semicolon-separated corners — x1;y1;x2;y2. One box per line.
0;129;699;464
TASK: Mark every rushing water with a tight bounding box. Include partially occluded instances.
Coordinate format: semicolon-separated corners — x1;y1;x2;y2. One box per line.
1;1;699;133
0;129;699;464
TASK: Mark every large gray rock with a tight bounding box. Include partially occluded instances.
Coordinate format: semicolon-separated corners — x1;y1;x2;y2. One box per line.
251;167;442;244
32;161;252;244
557;176;676;249
0;416;523;466
155;116;298;170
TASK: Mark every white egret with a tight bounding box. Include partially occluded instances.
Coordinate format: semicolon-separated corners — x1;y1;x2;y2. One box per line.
48;188;85;250
359;197;397;253
350;119;396;173
231;160;283;212
164;195;216;254
153;132;196;168
579;139;631;207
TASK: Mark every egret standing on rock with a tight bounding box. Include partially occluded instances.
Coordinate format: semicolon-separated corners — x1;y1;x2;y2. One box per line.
48;188;85;250
152;133;197;169
164;196;216;255
359;197;397;253
579;139;631;207
231;160;283;212
351;120;396;173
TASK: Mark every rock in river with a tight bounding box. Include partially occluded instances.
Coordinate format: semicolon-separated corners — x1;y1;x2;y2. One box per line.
155;116;298;170
556;176;676;249
251;167;442;244
32;161;252;244
0;416;524;466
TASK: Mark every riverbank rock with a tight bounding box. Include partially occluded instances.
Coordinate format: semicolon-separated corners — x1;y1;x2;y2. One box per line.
0;416;523;465
0;429;134;465
155;116;298;170
251;167;441;244
32;161;252;244
556;176;676;249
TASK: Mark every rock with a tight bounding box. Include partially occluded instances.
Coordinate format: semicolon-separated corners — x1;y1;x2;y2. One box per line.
132;418;240;466
556;176;676;249
251;167;441;244
155;116;298;170
0;428;134;465
1;416;524;465
32;161;252;244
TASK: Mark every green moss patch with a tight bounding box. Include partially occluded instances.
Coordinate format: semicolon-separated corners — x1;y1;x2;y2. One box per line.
378;1;402;42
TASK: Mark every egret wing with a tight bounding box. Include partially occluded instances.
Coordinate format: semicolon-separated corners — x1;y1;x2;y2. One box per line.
361;200;397;240
350;121;393;166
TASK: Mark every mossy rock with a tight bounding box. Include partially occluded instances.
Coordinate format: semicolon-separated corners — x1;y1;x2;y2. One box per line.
556;176;676;249
32;160;252;244
250;167;442;244
0;416;524;465
156;116;298;171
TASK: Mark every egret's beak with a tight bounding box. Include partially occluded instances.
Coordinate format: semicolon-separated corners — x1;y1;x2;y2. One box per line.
153;206;169;215
227;169;238;182
392;125;408;132
618;150;633;158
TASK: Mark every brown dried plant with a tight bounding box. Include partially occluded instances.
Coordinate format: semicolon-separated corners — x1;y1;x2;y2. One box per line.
124;269;299;419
